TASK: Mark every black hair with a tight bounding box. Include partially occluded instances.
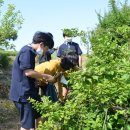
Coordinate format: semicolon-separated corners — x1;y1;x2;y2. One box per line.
32;31;54;49
60;54;78;70
47;32;53;39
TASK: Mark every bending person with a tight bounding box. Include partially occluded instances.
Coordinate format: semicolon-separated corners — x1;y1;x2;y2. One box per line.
35;54;78;101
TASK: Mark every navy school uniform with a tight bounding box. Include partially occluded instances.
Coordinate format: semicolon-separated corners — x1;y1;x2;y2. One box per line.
57;41;82;66
9;45;41;128
57;41;82;57
9;45;40;102
39;51;51;64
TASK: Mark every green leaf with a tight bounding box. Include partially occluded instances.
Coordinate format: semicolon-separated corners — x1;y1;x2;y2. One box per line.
92;76;98;81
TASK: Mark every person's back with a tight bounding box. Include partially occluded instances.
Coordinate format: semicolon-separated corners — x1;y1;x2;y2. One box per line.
35;59;61;76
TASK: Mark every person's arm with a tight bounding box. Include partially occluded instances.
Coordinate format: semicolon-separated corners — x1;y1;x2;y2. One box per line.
75;43;82;68
56;73;69;101
19;49;55;82
24;69;55;83
78;55;82;68
57;78;64;101
57;46;62;57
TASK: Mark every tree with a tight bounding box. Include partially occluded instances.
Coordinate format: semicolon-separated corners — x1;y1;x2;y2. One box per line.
93;0;130;46
62;27;88;43
96;0;130;28
0;0;24;50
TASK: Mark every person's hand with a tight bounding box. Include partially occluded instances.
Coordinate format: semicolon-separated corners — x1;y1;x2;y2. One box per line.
46;75;55;83
35;80;47;87
42;74;56;83
54;72;63;79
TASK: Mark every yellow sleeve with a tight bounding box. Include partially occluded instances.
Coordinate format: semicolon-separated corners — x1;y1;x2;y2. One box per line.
35;62;48;73
35;62;51;84
35;60;61;83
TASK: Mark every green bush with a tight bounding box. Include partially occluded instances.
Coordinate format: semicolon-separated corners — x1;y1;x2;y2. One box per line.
0;51;16;69
30;25;130;130
30;1;130;129
0;53;10;69
0;50;17;56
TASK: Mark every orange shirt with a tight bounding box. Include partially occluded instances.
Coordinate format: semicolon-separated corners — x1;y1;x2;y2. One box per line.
35;59;64;100
35;59;62;75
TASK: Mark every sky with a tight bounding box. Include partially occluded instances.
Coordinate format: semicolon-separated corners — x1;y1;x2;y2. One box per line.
2;0;126;53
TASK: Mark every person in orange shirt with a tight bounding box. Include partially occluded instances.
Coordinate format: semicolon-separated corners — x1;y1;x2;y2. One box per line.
35;54;78;101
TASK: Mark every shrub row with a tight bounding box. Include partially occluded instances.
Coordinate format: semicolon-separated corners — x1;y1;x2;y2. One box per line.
0;51;16;69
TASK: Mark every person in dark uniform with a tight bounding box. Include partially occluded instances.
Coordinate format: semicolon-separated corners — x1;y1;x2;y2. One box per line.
9;31;54;130
57;32;83;67
39;48;55;63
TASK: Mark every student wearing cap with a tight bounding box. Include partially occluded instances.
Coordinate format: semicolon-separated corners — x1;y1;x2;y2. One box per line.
9;31;54;130
57;32;83;68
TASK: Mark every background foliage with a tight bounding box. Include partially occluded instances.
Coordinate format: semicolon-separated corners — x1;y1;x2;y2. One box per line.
0;0;23;50
0;0;21;102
